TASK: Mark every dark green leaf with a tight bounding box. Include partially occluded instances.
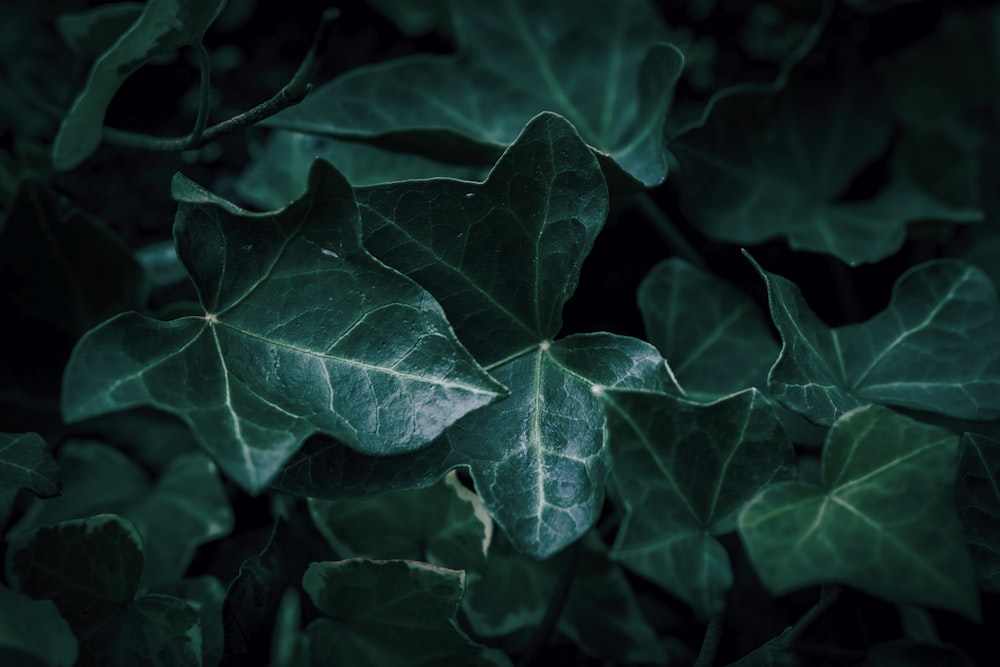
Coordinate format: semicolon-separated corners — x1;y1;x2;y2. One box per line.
0;432;59;498
739;405;980;619
270;589;309;667
153;577;225;667
78;594;202;667
270;0;683;187
863;640;975;667
0;584;78;667
639;258;779;400
55;3;144;59
753;257;1000;425
302;559;511;666
309;470;492;572
956;433;1000;592
727;627;797;667
61;161;506;493
368;0;452;37
5;514;144;638
52;0;228;170
600;388;794;616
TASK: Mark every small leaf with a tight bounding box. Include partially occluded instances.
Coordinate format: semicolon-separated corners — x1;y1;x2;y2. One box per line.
52;0;228;170
270;0;683;187
600;388;794;617
5;514;144;638
0;431;59;498
0;584;78;667
61;161;505;493
77;594;203;667
739;405;980;619
955;433;1000;592
639;257;779;400
302;560;511;666
752;256;1000;425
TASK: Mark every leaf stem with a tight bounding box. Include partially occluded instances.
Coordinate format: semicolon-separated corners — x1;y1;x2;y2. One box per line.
190;41;212;145
103;8;340;153
785;584;841;647
693;614;725;667
633;192;707;269
516;539;583;667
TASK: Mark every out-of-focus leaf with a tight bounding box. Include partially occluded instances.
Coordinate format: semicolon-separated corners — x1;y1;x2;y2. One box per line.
55;3;144;59
309;470;492;572
600;388;794;617
956;433;1000;592
639;258;778;400
0;584;78;667
270;589;309;667
863;640;975;667
302;560;511;666
154;577;225;667
52;0;228;170
61;161;505;494
270;0;683;188
4;514;144;637
88;409;201;472
727;627;797;667
752;257;1000;425
0;432;59;498
77;594;202;667
368;0;452;36
134;239;188;290
739;405;980;619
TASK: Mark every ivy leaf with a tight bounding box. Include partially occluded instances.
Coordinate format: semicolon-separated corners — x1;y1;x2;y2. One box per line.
153;577;225;667
55;3;144;59
672;72;979;265
0;584;78;667
77;594;203;667
639;258;779;401
270;0;683;188
61;161;506;493
309;471;492;573
956;433;1000;592
739;405;980;619
52;0;228;170
5;514;144;638
752;256;1000;426
0;431;60;498
599;388;794;617
302;560;511;666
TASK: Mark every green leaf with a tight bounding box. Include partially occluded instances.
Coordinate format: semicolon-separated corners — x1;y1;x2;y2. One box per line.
738;405;980;619
237;131;488;211
309;470;492;573
270;589;309;667
302;560;511;666
77;594;203;667
0;584;78;667
863;640;975;667
600;388;794;617
955;433;1000;592
61;160;506;493
672;73;979;265
55;3;144;59
753;256;1000;425
52;0;228;170
5;514;144;638
639;258;779;401
153;577;225;667
0;432;59;498
270;0;683;188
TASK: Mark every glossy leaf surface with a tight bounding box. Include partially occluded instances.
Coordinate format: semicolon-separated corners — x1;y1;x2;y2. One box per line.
62;161;505;493
0;432;59;498
270;0;683;187
754;257;1000;425
302;560;511;666
956;433;1000;592
53;0;228;170
739;405;979;618
600;388;793;616
78;594;202;667
0;585;78;667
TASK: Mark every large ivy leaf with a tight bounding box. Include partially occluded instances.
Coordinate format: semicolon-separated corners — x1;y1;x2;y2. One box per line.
672;72;980;265
956;433;1000;592
61;161;505;493
269;0;683;188
302;560;511;666
0;584;78;667
78;594;203;667
5;514;144;638
52;0;228;170
55;3;144;59
639;258;778;401
599;388;794;617
0;432;59;499
738;405;980;619
752;257;1000;426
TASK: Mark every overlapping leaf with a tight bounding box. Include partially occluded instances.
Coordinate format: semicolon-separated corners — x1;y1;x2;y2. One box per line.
0;432;59;499
739;405;979;618
302;560;511;666
672;72;980;265
0;585;78;667
78;594;203;667
752;257;1000;425
61;161;505;493
599;388;794;616
269;0;683;187
53;0;228;170
956;433;1000;592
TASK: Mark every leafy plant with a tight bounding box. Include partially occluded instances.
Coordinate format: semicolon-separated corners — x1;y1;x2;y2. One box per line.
1;0;998;665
